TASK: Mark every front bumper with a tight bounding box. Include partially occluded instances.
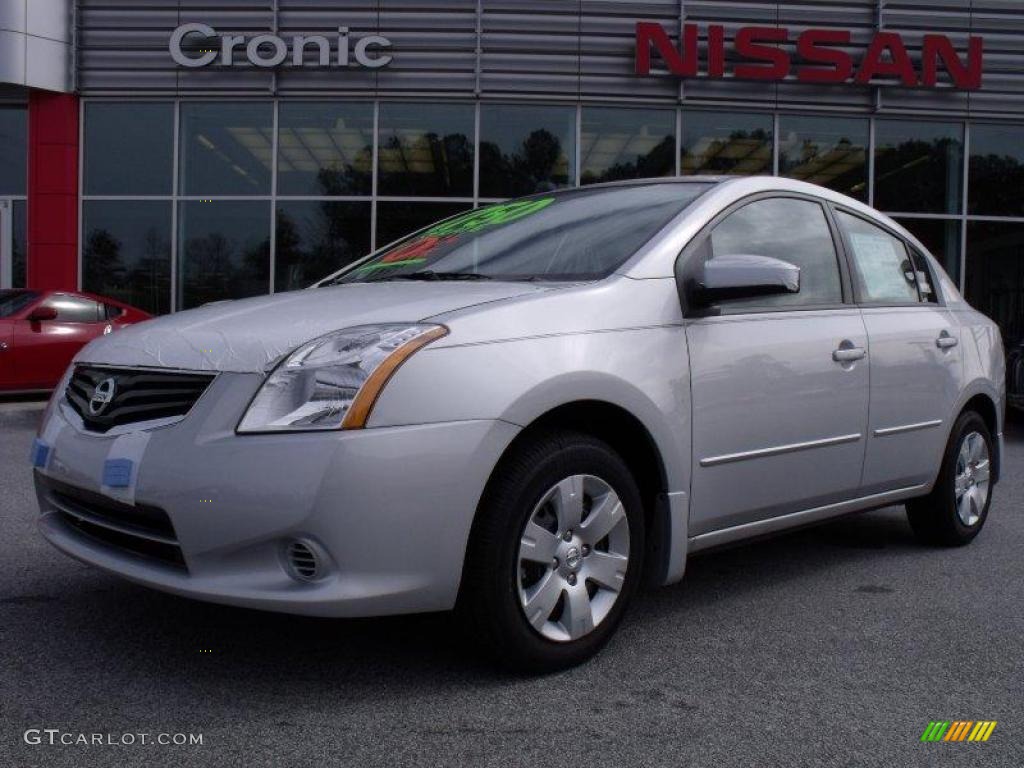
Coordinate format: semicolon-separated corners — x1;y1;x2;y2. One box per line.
35;372;520;617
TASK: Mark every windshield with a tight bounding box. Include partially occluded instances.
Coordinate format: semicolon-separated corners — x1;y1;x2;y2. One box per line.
329;182;710;284
0;290;40;318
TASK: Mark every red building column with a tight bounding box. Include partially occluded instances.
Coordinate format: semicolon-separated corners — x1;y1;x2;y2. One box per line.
27;91;79;291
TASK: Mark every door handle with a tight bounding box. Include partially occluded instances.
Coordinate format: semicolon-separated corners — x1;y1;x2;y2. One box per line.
833;341;866;363
936;332;959;350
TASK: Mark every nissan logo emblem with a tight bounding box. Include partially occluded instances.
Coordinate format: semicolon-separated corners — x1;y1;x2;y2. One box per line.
89;377;117;416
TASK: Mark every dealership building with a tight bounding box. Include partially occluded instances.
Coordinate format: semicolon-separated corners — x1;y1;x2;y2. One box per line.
0;1;1022;356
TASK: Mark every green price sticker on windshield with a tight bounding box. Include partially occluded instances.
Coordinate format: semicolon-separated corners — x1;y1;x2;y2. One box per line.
426;197;555;237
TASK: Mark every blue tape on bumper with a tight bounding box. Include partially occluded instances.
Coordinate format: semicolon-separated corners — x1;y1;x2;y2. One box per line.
30;439;50;468
103;459;134;488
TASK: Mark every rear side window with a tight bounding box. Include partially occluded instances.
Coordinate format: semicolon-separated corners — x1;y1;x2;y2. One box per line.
837;211;919;304
707;197;843;309
908;247;939;304
45;295;102;323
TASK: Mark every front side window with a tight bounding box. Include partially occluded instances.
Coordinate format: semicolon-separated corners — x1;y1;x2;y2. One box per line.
44;295;102;323
707;197;843;309
837;211;919;304
332;183;710;284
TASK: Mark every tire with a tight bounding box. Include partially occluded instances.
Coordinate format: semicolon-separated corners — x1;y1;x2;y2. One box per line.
459;430;645;673
906;411;994;547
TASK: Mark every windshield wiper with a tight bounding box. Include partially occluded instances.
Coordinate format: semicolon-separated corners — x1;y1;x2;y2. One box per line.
379;270;493;281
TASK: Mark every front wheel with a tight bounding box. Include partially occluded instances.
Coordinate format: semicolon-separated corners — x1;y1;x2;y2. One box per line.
460;431;645;673
906;411;994;546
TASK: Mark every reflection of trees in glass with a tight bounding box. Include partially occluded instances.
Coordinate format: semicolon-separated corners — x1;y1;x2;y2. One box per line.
970;153;1024;217
275;203;368;292
966;224;1024;349
683;129;772;174
84;229;126;288
875;138;961;213
315;162;371;197
582;135;674;184
380;131;473;196
480;129;569;197
784;136;866;198
83;227;170;314
182;233;269;308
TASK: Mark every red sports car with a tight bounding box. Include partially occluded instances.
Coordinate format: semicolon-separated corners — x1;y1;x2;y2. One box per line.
0;289;151;392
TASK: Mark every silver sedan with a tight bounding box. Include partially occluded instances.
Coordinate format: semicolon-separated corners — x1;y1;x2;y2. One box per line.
34;177;1005;671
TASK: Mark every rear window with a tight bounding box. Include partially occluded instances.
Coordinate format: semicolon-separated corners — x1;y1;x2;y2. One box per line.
330;183;711;284
0;290;39;318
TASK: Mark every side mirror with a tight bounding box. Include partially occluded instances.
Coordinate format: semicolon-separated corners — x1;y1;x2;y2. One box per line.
690;254;800;306
27;306;59;322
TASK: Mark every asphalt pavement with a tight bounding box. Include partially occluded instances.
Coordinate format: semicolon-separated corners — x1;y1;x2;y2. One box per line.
1;402;1021;768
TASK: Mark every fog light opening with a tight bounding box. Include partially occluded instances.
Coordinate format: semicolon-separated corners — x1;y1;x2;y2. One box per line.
284;539;323;582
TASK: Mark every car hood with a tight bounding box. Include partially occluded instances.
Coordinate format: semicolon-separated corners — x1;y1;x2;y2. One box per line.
76;282;550;373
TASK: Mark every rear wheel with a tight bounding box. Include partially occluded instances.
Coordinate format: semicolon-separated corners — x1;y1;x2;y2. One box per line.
460;431;645;672
906;411;994;546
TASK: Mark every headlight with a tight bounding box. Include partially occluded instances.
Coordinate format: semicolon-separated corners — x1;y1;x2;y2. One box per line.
237;324;447;433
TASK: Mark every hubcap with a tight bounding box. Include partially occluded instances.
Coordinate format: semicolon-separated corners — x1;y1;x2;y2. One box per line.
954;431;991;527
517;474;630;643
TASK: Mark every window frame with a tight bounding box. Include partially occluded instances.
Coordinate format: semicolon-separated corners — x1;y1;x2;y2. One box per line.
676;191;854;319
829;203;948;309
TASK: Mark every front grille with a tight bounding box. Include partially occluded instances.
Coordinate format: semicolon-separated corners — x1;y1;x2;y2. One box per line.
41;476;186;569
66;365;215;433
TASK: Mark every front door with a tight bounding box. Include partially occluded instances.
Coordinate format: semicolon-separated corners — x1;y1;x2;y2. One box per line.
686;196;870;536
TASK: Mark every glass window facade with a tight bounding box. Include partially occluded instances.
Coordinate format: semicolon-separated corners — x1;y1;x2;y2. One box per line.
83;201;172;316
11;200;26;288
278;102;373;197
177;201;270;309
378;103;474;197
966;222;1024;350
778;115;868;201
580;107;675;185
681;111;772;176
969;123;1024;218
85;103;174;196
874;120;963;215
0;107;27;196
480;104;576;198
180;103;274;196
70;96;1023;375
275;201;371;291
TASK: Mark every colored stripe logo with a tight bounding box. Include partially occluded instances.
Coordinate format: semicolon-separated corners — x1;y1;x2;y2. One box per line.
920;721;997;742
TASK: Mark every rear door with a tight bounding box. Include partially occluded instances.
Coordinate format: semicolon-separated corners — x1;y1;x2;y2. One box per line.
686;196;870;536
833;209;964;492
